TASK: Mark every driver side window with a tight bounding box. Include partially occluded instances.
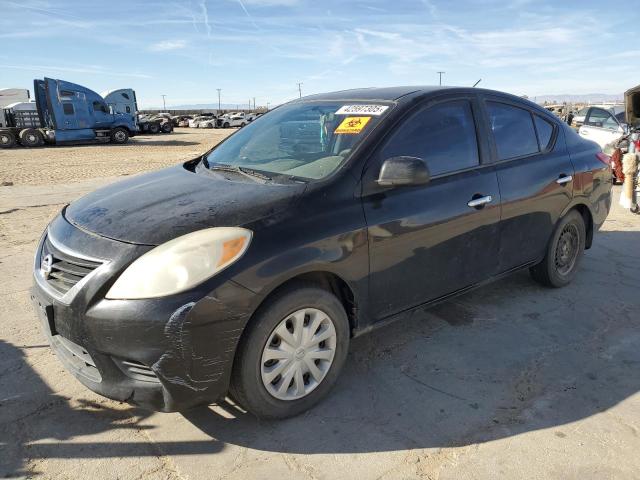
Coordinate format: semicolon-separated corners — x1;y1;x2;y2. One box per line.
381;100;480;176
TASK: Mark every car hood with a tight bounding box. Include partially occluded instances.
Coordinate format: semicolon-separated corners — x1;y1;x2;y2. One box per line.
64;164;306;245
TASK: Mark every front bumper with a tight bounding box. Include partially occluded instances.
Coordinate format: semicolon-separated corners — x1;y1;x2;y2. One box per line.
31;212;258;412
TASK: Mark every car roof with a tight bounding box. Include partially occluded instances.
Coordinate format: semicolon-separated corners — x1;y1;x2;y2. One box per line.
296;85;541;108
299;86;444;102
293;86;553;120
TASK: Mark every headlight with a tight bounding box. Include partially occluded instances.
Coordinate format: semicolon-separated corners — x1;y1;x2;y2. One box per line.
106;227;252;300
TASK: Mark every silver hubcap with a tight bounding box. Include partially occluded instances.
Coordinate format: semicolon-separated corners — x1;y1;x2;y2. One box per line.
261;308;337;401
115;132;125;141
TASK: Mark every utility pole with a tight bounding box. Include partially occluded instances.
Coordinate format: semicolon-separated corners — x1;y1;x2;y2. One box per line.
267;101;270;110
161;94;167;111
216;88;221;112
253;97;256;110
437;72;445;86
297;82;303;98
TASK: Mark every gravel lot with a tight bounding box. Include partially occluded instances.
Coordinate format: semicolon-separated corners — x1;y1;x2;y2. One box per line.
1;129;639;479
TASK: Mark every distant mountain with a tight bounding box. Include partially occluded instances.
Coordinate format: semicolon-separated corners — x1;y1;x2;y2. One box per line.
532;93;624;105
142;102;260;110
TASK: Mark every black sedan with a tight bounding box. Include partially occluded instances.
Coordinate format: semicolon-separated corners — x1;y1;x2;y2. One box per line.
31;86;612;418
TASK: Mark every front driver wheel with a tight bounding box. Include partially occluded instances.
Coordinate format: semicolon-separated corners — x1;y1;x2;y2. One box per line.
110;127;129;144
530;210;586;288
230;285;350;419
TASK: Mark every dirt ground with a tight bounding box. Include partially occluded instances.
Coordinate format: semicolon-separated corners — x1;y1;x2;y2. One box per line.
1;129;639;479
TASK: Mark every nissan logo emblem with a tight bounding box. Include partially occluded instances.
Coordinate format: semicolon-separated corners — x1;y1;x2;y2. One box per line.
41;254;54;279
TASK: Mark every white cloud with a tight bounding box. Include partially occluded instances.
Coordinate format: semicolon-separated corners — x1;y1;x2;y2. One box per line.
0;63;152;79
240;0;300;5
149;40;187;52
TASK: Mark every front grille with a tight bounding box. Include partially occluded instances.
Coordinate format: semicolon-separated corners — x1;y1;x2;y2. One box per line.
114;358;161;383
40;236;102;296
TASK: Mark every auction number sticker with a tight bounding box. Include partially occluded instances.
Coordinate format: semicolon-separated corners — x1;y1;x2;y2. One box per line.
336;105;388;116
335;116;371;134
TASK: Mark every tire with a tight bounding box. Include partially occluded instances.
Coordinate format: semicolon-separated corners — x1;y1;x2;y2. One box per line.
110;127;129;144
161;122;172;133
0;131;16;148
223;122;230;128
240;122;246;127
206;123;213;129
230;284;350;419
149;123;161;134
530;210;586;288
19;128;43;148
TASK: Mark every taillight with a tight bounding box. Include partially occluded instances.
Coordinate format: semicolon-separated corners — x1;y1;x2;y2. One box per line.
596;152;611;165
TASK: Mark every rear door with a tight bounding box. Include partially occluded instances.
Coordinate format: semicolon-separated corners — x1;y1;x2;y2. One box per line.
578;108;623;149
481;97;575;272
362;95;501;320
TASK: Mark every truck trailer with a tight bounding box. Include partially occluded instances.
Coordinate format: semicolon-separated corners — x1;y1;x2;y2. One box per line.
0;78;137;148
0;88;30;128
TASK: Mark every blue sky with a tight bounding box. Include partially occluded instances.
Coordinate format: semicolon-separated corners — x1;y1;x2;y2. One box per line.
1;0;638;108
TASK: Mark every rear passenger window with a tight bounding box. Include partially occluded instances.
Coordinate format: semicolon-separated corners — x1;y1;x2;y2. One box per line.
62;103;74;115
487;102;539;160
382;100;479;176
534;115;554;150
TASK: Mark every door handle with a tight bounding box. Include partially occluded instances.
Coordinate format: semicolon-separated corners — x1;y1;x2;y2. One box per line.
556;175;573;185
467;195;493;208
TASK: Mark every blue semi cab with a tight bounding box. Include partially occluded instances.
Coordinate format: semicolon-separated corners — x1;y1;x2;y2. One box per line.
0;78;137;148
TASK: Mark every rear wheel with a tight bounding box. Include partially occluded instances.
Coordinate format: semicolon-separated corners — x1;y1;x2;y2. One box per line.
149;123;161;134
19;128;43;147
161;122;172;133
110;127;129;144
230;285;350;419
530;210;586;288
240;122;246;127
0;131;16;148
223;122;230;128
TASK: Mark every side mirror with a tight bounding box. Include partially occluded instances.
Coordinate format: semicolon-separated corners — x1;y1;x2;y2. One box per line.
377;156;431;187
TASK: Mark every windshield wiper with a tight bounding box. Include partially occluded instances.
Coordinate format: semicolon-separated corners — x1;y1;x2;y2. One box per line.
209;163;271;182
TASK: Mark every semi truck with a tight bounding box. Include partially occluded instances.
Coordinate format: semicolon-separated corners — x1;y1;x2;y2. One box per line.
0;88;30;128
103;88;172;134
0;78;137;148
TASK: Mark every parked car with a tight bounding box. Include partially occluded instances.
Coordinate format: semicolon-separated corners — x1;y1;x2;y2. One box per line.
188;116;211;128
578;107;627;149
220;115;247;128
573;105;624;128
198;117;218;129
31;86;612;419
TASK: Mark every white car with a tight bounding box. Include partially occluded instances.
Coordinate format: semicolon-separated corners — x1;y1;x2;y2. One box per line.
220;115;248;128
198;117;218;129
578;107;627;149
188;116;211;128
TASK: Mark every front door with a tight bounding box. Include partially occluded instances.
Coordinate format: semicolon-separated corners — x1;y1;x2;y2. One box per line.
579;107;622;149
362;96;501;320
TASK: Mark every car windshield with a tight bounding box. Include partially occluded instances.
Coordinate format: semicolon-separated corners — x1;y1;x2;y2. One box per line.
204;102;391;180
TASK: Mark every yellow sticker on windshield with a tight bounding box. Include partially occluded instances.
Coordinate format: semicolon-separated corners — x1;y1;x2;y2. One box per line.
335;116;371;134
